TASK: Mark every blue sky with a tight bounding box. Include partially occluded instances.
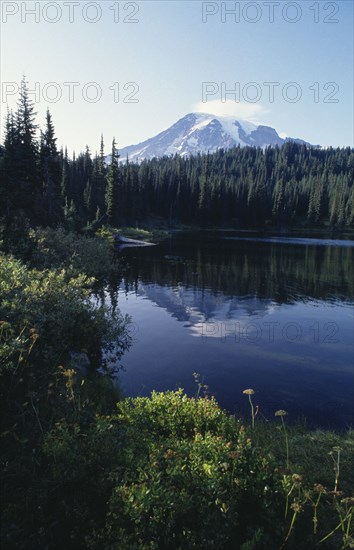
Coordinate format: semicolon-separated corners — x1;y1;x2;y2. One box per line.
1;0;353;155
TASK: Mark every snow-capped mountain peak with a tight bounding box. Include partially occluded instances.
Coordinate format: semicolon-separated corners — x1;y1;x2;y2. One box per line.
116;112;310;162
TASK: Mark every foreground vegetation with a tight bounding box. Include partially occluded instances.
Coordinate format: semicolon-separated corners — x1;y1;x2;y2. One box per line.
0;229;352;549
2;378;353;548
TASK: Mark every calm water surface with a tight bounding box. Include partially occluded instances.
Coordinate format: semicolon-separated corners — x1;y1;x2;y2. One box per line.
106;231;354;428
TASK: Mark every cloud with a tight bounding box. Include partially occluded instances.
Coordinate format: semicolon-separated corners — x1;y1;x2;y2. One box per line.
192;100;269;122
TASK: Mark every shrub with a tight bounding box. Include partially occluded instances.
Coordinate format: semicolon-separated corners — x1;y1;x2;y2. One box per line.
27;227;123;279
0;255;130;548
88;391;284;549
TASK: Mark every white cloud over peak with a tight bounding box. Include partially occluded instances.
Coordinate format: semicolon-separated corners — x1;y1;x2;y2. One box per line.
192;100;269;122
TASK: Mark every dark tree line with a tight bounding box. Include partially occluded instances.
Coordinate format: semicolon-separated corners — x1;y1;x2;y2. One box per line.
1;79;354;232
129;145;353;228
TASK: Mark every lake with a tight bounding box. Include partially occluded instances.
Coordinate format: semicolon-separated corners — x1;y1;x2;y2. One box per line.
104;231;354;429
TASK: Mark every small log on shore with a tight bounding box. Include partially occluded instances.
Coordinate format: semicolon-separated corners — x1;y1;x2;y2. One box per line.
114;234;156;247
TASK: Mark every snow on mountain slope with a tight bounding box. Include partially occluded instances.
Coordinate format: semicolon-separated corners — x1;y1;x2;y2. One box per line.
114;112;310;162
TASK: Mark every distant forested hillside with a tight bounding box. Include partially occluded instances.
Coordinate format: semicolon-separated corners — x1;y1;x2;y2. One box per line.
1;79;353;232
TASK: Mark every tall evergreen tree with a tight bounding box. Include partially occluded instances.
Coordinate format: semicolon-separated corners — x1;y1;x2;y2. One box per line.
40;109;63;225
97;134;107;215
0;109;16;220
272;178;286;227
105;138;120;226
198;153;211;224
61;147;70;205
4;77;41;224
12;77;40;223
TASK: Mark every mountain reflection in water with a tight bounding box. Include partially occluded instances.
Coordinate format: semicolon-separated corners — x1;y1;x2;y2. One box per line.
98;232;354;428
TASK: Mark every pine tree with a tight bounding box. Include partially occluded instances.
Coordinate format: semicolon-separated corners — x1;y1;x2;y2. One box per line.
40;109;63;225
84;178;93;221
130;161;141;225
346;185;354;225
272;178;286;226
14;77;41;223
97;134;107;215
85;135;107;220
64;199;80;231
123;156;133;224
61;147;71;204
105;138;120;227
0;109;16;219
198;153;211;224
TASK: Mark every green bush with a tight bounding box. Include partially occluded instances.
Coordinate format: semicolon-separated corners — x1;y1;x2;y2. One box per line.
27;227;123;279
88;390;284;549
0;255;127;374
0;254;130;548
86;391;353;550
